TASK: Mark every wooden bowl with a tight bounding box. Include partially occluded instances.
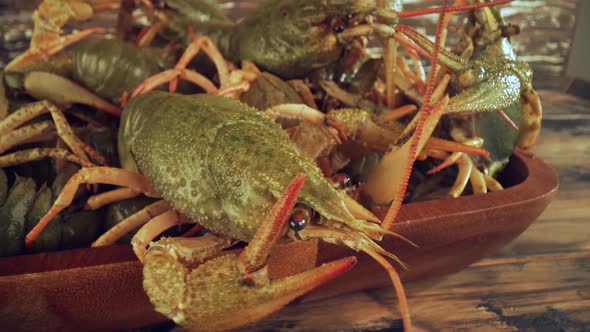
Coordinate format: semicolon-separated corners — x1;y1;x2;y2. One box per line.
0;151;558;331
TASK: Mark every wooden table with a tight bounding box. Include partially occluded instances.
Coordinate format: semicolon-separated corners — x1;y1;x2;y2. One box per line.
240;90;590;331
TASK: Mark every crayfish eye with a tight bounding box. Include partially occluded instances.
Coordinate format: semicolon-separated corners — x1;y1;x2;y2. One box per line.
289;206;311;232
501;24;521;37
331;17;346;33
330;173;353;190
151;0;166;9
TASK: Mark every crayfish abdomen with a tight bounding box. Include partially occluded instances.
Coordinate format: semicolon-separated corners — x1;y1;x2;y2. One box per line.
71;37;171;102
120;92;356;241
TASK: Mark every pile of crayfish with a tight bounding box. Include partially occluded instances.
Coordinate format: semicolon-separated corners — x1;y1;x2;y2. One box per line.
0;0;542;330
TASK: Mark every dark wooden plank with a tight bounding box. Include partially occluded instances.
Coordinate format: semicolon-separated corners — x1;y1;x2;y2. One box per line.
244;252;590;331
498;90;590;257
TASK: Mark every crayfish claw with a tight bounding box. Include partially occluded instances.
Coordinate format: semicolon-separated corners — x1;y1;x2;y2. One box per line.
143;239;357;331
517;88;542;149
141;174;362;331
143;242;188;320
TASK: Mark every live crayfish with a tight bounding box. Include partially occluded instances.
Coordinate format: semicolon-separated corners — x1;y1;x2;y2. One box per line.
3;0;543;331
21;14;428;332
25;88;419;330
387;0;542;197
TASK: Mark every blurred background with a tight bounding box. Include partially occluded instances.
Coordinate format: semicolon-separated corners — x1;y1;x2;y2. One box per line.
0;0;582;92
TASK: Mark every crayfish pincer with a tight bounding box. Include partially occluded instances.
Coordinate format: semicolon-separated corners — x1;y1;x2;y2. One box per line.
142;174;358;331
27;92;416;330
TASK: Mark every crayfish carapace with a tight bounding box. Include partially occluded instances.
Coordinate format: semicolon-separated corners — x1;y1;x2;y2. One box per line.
7;0;543;331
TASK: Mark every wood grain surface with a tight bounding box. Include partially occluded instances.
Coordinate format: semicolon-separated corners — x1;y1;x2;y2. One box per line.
0;149;558;332
238;91;590;331
0;1;586;331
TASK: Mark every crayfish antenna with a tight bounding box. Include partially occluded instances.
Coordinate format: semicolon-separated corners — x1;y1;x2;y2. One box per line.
364;0;451;230
364;247;411;331
398;0;513;18
296;224;412;330
356;5;454;328
364;94;449;225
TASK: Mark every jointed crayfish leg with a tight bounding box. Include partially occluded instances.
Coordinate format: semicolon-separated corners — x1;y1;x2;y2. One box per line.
25;167;159;247
92;199;171;248
0;148;93;169
517;89;542;149
130;35;224;97
430;129;503;197
5;28;103;72
0;100;106;167
131;209;189;261
5;0;120;71
85;187;142;210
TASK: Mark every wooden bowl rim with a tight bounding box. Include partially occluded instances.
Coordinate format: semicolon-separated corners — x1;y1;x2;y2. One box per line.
392;150;558;225
0;151;558;277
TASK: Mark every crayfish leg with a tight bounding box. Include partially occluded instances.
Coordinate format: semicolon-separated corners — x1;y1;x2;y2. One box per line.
448;154;474;198
0;120;54;154
167;31;232;93
93;199;171;247
0;100;107;165
131;68;218;97
85;188;142;210
267;104;346;144
0;148;94;169
136;22;163;47
484;173;504;191
25;167;158;247
470;165;488;194
517;89;543;149
6;28;103;71
132;210;193;260
239;173;308;277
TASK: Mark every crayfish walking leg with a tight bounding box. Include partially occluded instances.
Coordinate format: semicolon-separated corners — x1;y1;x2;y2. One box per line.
24;167;159;246
5;0;119;71
0;100;107;168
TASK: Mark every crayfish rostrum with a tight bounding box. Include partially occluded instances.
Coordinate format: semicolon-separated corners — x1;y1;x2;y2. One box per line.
2;0;544;331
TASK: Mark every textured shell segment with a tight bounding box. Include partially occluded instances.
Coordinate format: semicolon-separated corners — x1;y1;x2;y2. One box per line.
121;92;355;241
72;37;167;101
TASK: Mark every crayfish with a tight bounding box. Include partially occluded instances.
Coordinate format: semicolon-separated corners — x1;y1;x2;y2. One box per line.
2;0;543;331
